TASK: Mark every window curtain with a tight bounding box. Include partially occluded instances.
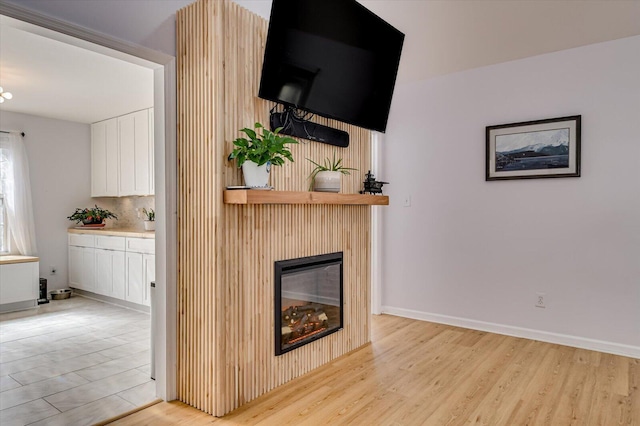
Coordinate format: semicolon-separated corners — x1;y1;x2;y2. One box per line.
0;132;37;255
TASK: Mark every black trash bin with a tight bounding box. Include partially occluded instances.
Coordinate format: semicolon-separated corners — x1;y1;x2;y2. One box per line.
38;278;49;304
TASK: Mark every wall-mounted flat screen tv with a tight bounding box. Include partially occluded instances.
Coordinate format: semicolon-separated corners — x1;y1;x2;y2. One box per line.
258;0;405;133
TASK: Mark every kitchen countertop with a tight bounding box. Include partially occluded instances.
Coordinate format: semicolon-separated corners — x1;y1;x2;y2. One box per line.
0;255;40;265
68;227;155;239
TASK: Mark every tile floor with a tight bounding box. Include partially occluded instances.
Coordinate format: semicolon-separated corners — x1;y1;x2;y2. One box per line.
0;296;156;426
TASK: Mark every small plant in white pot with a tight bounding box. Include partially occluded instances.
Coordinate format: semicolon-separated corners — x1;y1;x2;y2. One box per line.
228;122;298;188
142;208;155;231
307;153;357;192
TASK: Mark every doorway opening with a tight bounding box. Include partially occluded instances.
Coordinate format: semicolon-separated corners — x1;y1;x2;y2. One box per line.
0;4;176;424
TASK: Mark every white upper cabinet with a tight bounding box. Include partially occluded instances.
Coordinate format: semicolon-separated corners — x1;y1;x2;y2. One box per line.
149;110;155;195
91;118;118;197
91;108;154;197
119;109;153;196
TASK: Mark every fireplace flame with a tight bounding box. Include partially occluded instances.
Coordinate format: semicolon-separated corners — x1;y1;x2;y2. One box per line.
281;303;330;346
287;326;329;345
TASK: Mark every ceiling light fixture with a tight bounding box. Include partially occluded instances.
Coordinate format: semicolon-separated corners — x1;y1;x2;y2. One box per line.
0;87;13;103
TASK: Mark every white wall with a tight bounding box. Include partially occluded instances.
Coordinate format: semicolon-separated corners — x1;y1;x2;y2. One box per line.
0;111;92;290
381;36;640;356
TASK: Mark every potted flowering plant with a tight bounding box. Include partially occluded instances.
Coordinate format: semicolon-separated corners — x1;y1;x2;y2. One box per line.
67;205;117;226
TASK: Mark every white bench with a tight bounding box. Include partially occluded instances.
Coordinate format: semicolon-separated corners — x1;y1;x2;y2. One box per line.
0;255;39;312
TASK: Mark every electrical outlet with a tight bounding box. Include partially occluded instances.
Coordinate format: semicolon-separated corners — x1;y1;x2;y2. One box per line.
135;208;141;219
535;292;546;308
402;195;412;207
50;266;57;275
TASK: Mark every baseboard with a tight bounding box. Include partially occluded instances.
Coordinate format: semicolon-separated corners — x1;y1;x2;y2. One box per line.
381;306;640;359
72;289;150;314
0;300;37;313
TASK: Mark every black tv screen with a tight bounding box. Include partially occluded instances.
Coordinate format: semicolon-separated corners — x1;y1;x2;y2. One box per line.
258;0;405;133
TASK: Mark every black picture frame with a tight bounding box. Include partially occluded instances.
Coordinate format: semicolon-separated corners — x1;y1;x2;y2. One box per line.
486;115;581;181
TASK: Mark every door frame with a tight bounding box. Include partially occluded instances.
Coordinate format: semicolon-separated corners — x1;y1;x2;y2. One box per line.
0;2;178;400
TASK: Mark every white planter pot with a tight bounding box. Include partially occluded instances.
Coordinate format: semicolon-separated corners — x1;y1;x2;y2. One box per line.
144;221;155;231
313;171;341;192
242;160;271;188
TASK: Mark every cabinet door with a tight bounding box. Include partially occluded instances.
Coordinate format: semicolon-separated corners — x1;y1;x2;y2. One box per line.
91;119;118;196
119;113;136;196
81;248;96;292
119;110;151;196
134;109;151;195
125;252;144;304
95;249;126;298
142;254;155;307
94;249;112;296
148;109;154;195
111;252;126;300
0;262;38;304
69;245;84;289
70;246;95;291
149;108;156;195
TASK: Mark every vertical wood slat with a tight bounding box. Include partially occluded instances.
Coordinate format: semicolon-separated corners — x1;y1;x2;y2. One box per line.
177;0;372;416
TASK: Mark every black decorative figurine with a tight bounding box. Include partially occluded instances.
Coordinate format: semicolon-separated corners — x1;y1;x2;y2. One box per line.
359;170;388;195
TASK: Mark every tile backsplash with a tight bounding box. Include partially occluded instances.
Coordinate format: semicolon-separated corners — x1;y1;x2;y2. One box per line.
92;196;155;230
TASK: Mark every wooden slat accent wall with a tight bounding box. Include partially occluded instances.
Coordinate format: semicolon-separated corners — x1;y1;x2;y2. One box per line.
176;0;221;416
177;0;372;416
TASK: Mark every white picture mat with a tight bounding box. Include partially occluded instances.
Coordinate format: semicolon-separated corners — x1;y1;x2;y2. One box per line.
488;119;578;179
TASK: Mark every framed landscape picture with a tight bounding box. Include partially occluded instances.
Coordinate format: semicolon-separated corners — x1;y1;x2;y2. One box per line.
486;115;581;181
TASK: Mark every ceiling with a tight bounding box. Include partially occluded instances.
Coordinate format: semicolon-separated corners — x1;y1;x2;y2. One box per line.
238;0;640;83
360;0;640;83
0;17;154;124
1;0;639;124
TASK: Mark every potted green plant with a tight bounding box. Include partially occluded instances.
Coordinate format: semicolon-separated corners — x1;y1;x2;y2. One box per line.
228;122;298;188
307;152;357;192
67;205;117;227
142;208;155;231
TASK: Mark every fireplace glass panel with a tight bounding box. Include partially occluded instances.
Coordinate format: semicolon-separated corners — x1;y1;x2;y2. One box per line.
275;253;343;355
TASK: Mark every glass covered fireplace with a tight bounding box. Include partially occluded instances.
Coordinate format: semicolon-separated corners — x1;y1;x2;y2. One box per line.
275;252;343;355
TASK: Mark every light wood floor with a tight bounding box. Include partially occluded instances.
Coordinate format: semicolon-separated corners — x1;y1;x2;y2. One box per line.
110;314;639;425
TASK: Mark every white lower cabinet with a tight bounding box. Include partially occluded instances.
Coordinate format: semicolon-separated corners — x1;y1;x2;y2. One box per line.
143;254;155;306
69;246;95;292
0;261;39;306
95;249;126;299
68;245;83;288
125;252;144;305
69;233;153;307
124;252;154;307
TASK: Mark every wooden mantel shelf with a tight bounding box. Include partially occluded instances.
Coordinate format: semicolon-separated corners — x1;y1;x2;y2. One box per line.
223;190;389;206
